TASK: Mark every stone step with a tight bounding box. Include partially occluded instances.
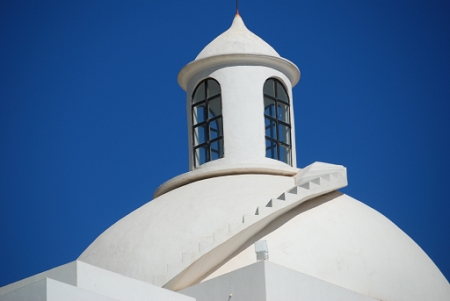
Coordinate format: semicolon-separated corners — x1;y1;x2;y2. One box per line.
157;169;347;288
287;185;310;196
277;191;299;202
331;172;341;180
255;205;272;216
299;180;320;191
320;174;331;182
266;198;285;208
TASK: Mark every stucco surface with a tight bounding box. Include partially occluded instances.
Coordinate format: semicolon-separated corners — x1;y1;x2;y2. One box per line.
181;261;379;301
78;174;295;283
205;191;450;301
184;65;298;171
0;260;193;301
79;170;450;300
195;14;279;61
0;278;119;301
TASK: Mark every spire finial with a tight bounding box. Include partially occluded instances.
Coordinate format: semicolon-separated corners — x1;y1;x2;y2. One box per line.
236;0;239;15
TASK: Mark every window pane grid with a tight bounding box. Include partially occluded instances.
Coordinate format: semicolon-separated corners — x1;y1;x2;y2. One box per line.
278;141;291;148
208;115;222;123
206;95;220;101
192;79;224;167
193;137;223;149
193;99;207;106
276;120;290;127
264;78;292;165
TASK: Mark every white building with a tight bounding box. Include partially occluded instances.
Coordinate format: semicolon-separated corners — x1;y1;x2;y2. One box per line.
1;13;449;301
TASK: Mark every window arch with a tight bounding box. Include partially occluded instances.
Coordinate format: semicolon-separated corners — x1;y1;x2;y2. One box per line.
192;78;224;167
264;78;292;165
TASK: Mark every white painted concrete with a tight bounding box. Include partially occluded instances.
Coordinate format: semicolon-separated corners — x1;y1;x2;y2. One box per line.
164;162;347;291
179;15;300;91
178;15;300;172
78;158;450;300
195;14;280;60
205;192;450;301
79;174;296;286
0;261;77;296
181;261;267;301
45;279;118;301
154;162;299;197
264;262;379;301
0;261;193;301
0;278;118;301
76;261;193;301
185;65;298;171
180;261;379;301
0;278;48;301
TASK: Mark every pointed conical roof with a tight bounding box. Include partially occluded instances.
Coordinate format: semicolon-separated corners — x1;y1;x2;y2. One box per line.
195;14;280;60
178;14;300;90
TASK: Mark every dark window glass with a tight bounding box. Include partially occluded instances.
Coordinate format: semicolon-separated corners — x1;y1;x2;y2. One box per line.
208;97;221;118
264;97;276;118
264;78;292;165
209;117;222;140
266;139;278;160
265;117;277;139
194;125;207;146
195;146;209;166
277;103;289;123
279;144;291;165
263;80;275;97
277;81;289;103
193;104;207;124
278;124;290;145
210;140;224;160
192;78;224;167
193;82;206;104
208;80;220;98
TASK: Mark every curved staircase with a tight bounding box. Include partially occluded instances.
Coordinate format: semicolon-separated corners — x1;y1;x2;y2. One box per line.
150;162;347;291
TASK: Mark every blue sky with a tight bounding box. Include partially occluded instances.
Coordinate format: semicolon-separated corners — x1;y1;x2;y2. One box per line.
1;0;449;287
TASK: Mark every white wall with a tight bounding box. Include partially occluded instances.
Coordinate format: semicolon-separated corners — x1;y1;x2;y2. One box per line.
186;64;297;171
180;261;379;301
0;261;194;301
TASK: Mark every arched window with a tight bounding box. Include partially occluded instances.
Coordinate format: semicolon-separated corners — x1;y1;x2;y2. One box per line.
192;78;224;167
264;78;292;165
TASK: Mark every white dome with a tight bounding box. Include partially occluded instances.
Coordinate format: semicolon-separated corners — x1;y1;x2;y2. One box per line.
206;191;450;300
78;174;295;283
195;14;280;61
78;172;450;300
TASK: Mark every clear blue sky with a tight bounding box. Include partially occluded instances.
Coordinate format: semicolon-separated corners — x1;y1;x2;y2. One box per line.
1;0;449;287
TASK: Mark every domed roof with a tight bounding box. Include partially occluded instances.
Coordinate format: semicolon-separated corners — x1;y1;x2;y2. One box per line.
78;170;450;300
78;174;295;284
205;192;450;300
195;14;280;61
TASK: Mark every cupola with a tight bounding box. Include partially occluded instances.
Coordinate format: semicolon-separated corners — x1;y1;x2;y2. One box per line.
179;14;301;173
155;14;301;196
